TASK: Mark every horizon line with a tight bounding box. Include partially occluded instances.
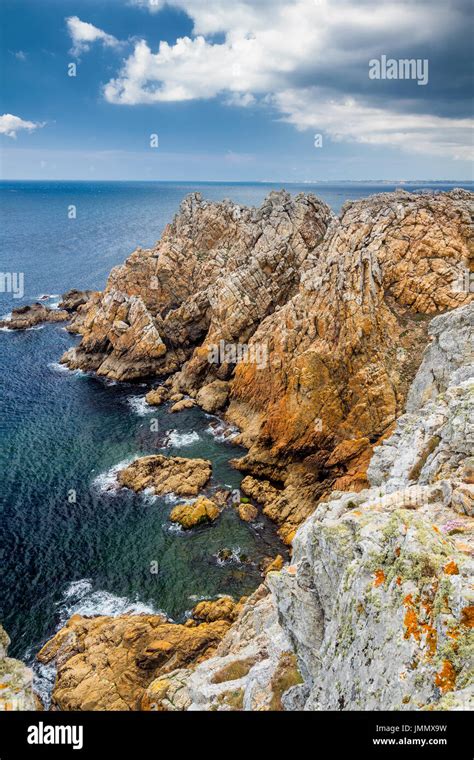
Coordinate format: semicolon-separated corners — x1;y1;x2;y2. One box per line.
1;178;473;184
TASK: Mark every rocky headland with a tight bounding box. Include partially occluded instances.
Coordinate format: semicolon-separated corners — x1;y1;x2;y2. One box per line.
2;188;472;711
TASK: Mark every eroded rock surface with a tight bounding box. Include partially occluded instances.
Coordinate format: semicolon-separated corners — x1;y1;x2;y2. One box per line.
117;455;212;497
62;191;332;381
0;303;69;330
37;613;231;711
141;303;474;711
60;189;473;540
0;625;36;711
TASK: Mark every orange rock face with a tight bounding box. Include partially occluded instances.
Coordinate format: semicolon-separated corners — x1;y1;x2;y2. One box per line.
37;613;231;711
59;189;473;540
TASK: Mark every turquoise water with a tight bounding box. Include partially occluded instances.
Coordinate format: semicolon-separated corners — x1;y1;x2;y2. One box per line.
0;180;471;683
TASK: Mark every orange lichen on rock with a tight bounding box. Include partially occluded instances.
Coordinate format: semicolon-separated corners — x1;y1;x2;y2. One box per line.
373;569;385;587
403;593;437;657
460;605;474;628
434;660;457;694
403;594;421;642
443;560;459;575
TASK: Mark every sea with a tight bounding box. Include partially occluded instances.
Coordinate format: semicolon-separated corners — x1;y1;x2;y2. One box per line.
0;180;471;700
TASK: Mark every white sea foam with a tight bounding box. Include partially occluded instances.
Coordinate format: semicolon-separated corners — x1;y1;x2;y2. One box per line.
127;395;153;416
141;487;159;505
205;416;240;442
214;546;245;566
48;361;86;377
27;656;57;711
164;493;195;505
167;429;200;447
91;457;137;495
58;579;163;623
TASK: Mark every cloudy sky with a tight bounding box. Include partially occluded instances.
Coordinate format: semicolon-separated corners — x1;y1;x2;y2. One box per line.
1;0;472;180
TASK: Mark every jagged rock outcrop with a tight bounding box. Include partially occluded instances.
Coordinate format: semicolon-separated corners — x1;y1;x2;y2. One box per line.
37;190;473;712
37;612;231;711
0;303;69;330
59;289;95;312
59;189;472;541
117;455;212;497
140;303;474;711
0;624;37;710
61;191;332;380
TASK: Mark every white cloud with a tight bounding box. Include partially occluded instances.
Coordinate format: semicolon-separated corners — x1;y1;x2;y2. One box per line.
108;0;472;161
66;16;120;57
0;114;45;139
274;89;474;161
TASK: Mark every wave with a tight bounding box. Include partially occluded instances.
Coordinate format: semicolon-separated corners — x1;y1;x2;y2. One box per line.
166;429;200;447
48;361;87;377
91;457;138;495
127;395;154;416
27;578;167;708
205;417;240;442
57;579;164;623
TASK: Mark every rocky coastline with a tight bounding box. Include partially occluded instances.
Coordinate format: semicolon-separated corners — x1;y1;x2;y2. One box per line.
2;188;473;711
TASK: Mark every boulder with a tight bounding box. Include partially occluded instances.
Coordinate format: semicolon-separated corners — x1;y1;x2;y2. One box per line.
170;496;220;529
118;455;211;497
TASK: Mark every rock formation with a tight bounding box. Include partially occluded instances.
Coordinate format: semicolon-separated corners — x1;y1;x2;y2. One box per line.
32;189;474;712
61;191;333;380
37;612;231;711
117;455;212;497
170;496;220;529
140;302;474;711
0;303;69;330
0;625;37;710
60;189;472;542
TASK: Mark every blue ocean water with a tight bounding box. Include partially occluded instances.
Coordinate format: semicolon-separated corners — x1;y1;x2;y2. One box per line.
0;180;471;692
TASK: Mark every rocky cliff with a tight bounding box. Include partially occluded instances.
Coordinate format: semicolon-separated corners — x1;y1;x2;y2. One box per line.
141;302;474;711
63;188;473;542
32;189;474;711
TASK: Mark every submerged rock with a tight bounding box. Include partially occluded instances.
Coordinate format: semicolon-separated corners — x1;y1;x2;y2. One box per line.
118;455;212;497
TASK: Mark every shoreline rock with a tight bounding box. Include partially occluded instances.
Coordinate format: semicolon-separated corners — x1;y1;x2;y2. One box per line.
170;496;220;529
54;189;473;541
0;303;69;330
117;455;212;497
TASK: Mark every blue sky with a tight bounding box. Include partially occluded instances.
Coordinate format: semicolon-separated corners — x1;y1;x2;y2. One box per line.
1;0;472;181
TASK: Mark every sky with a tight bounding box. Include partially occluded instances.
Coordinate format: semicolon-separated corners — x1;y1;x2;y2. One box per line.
0;0;473;181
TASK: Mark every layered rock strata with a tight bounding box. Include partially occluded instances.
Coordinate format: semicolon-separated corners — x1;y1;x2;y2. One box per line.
60;189;473;541
141;303;474;711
